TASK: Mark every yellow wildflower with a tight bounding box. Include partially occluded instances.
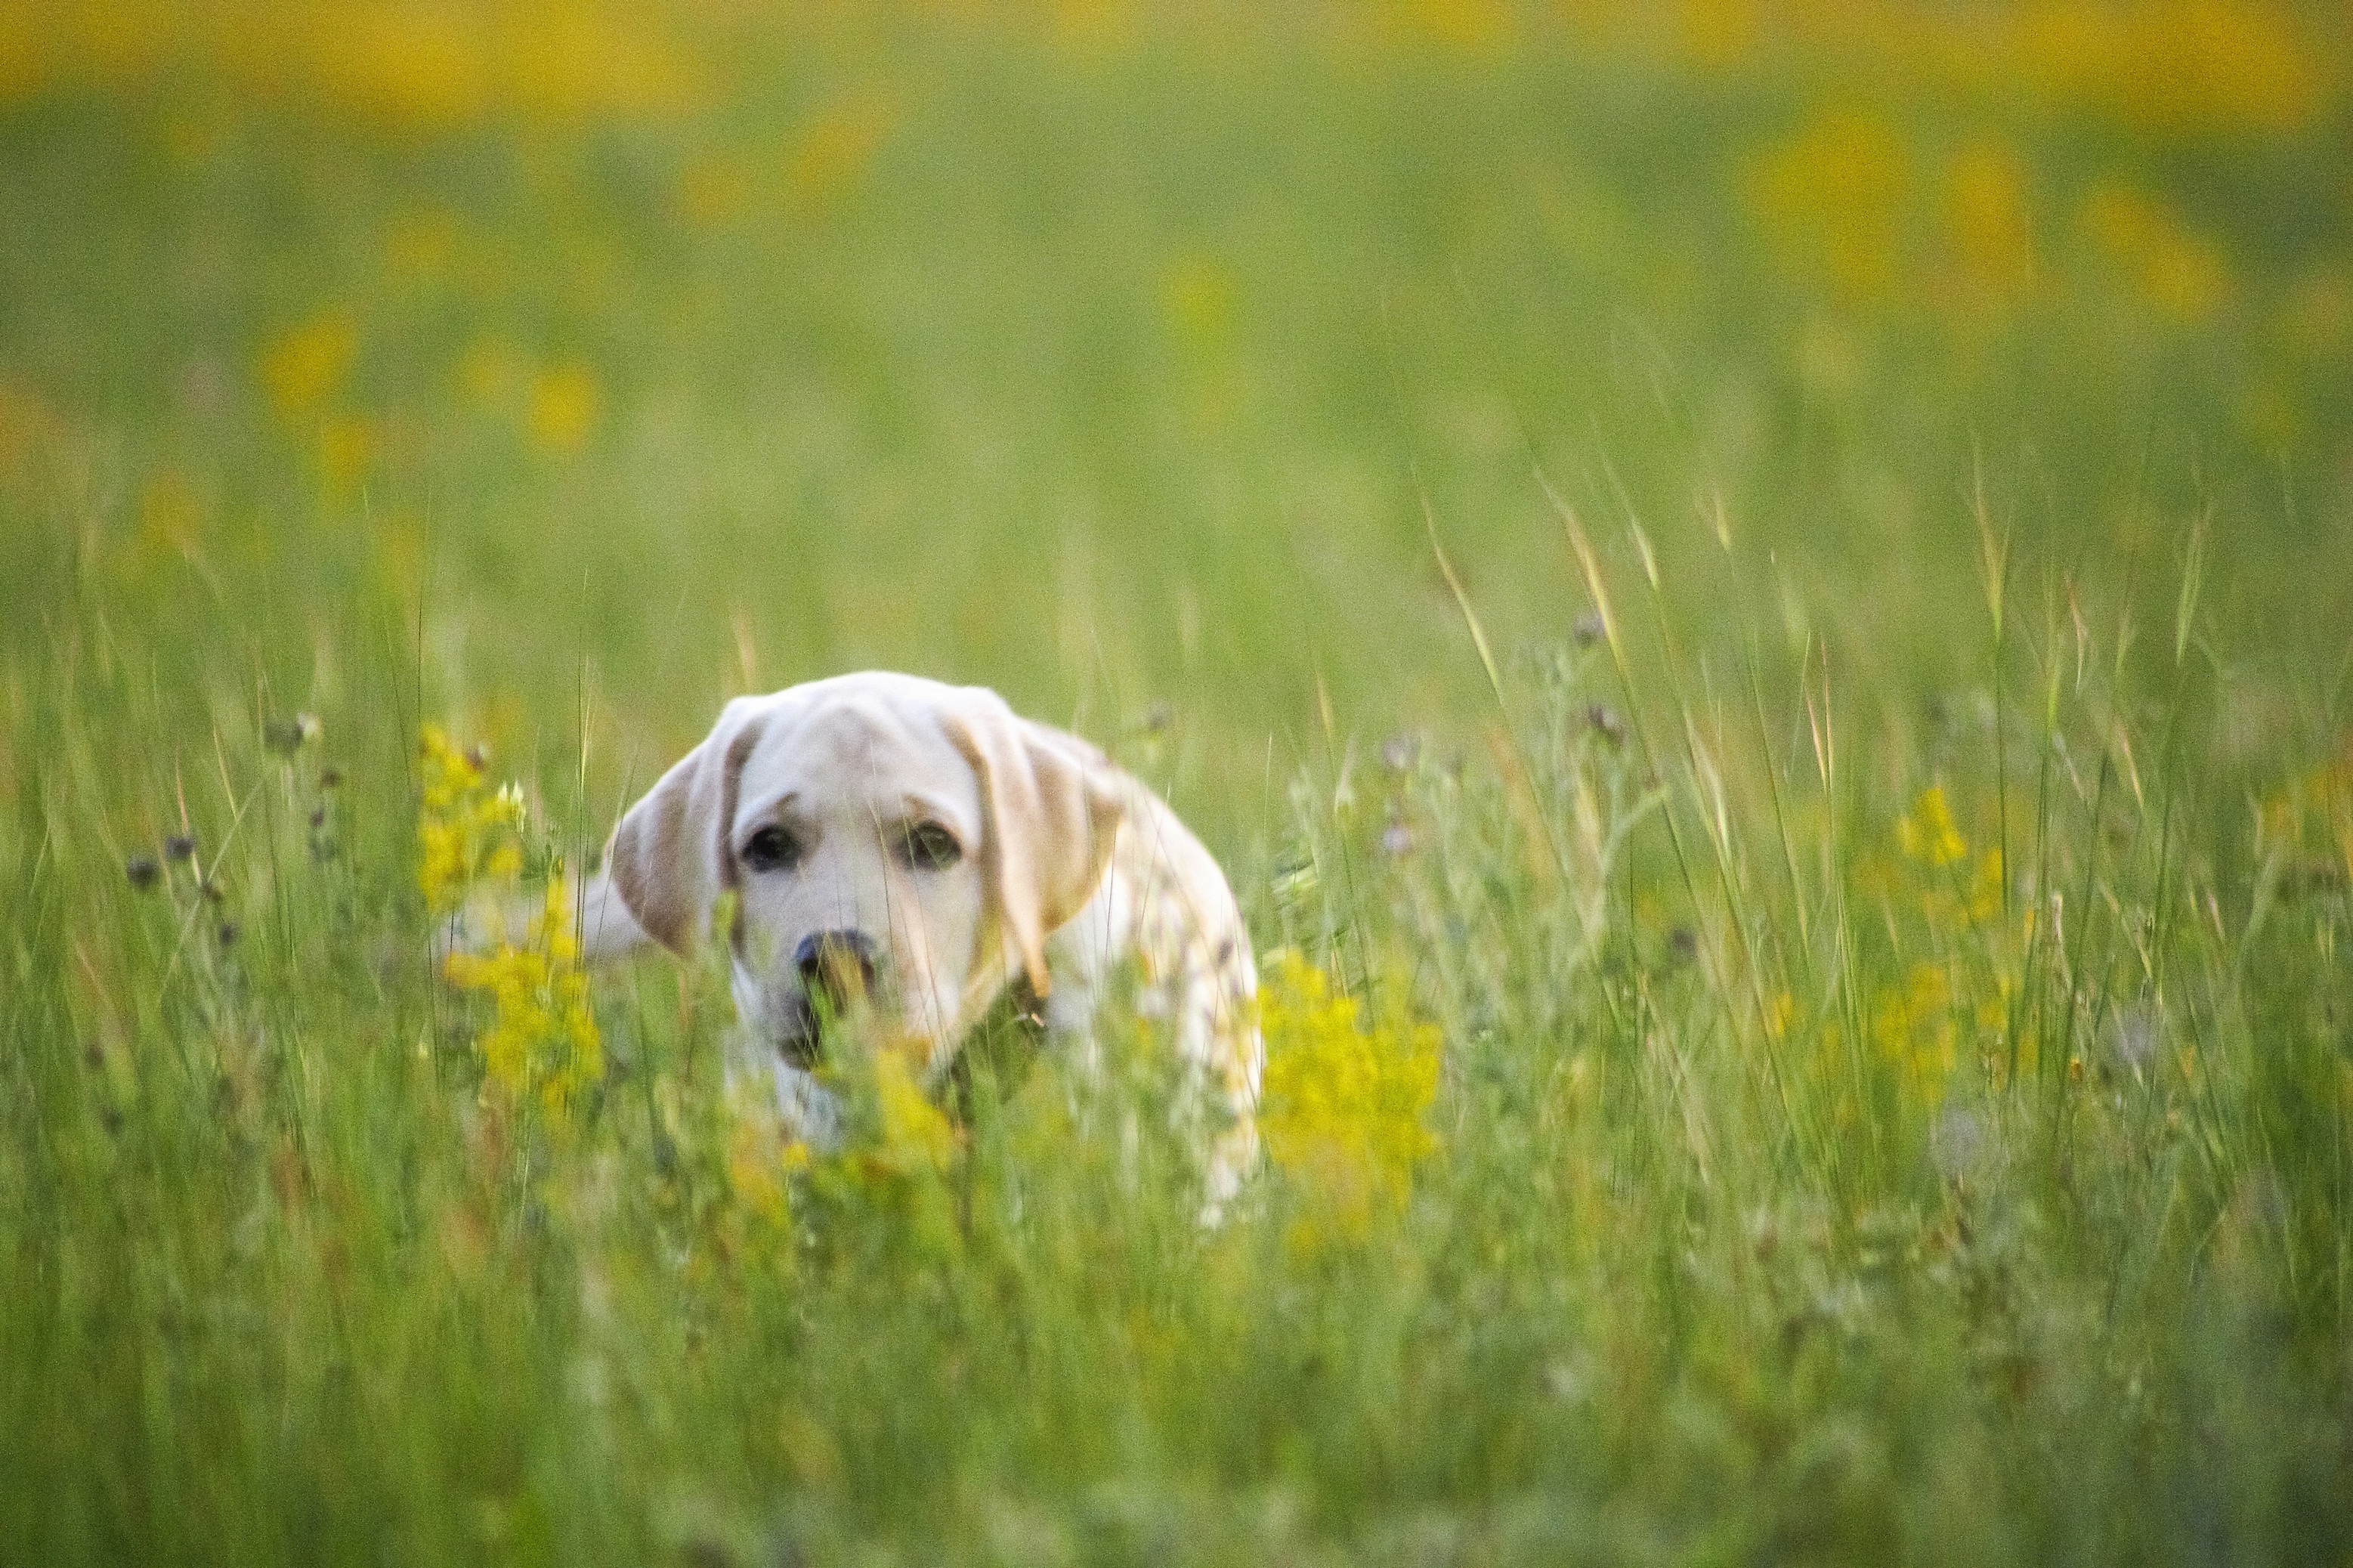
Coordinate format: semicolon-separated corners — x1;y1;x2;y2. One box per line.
258;312;357;422
1745;107;1909;302
728;1120;809;1226
1967;847;2004;925
2080;183;2232;323
1898;785;1968;868
526;363;601;453
317;414;375;493
1872;960;1958;1101
784;93;896;209
137;470;204;556
1942;143;2036;304
417;724;525;914
1389;0;1514;51
861;1049;960;1179
444;874;602;1126
1258;950;1442;1241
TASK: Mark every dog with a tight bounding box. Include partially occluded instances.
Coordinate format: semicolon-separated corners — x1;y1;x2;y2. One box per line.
570;672;1262;1205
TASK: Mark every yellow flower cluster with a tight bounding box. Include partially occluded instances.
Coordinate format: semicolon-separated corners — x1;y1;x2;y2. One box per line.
2258;743;2353;864
1745;107;1911;302
1897;784;1968;868
416;722;601;1124
258;311;356;420
2081;182;2234;323
727;1115;811;1226
1;1;704;129
1872;960;1959;1095
417;724;523;915
858;1047;961;1181
444;875;603;1126
1742;104;2248;329
1258;949;1442;1239
1895;786;2004;928
1857;785;2034;1108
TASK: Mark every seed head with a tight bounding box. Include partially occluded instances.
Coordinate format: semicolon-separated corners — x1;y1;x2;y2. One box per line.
2106;1001;2160;1072
1931;1105;1986;1180
125;855;162;890
263;713;322;756
162;833;196;862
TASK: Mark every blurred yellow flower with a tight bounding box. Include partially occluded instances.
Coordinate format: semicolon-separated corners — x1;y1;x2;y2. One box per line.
1259;949;1441;1242
727;1120;809;1224
1676;0;1758;70
445;874;603;1125
417;723;524;915
1872;960;1957;1099
1965;847;2003;925
2011;0;2326;137
1943;143;2037;303
1054;0;1134;48
299;5;490;131
1388;0;1514;51
0;17;37;106
137;469;204;555
1162;255;1236;355
2080;182;2231;323
1897;785;1968;868
0;379;66;483
785;94;895;209
317;414;376;493
505;4;703;122
677;152;752;229
862;1049;960;1178
1747;107;1909;302
258;312;357;422
527;363;601;452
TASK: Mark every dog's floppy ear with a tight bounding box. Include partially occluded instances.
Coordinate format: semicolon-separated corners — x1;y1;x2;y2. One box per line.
940;691;1125;998
605;697;771;954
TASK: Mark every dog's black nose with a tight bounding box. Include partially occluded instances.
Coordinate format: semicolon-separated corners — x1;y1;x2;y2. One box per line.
795;929;879;1007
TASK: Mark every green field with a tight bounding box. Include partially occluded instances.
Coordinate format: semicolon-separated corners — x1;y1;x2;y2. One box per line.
5;5;2352;1563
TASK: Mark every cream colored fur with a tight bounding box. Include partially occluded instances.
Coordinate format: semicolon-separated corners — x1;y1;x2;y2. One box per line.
581;672;1262;1207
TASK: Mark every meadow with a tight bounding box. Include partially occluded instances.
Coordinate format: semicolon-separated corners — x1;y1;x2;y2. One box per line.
4;3;2351;1563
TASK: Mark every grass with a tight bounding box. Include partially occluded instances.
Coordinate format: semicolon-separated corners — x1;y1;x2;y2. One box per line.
4;5;2352;1563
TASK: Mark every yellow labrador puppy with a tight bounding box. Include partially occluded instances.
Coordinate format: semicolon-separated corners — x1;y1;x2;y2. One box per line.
574;672;1261;1205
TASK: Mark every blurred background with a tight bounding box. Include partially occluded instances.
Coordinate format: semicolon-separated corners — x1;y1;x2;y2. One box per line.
3;0;2348;842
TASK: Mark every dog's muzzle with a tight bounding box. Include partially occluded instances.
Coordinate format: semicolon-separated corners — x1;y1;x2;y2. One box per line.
774;929;880;1068
796;928;878;1007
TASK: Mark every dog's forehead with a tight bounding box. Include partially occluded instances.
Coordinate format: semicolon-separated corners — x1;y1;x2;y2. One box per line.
737;688;975;818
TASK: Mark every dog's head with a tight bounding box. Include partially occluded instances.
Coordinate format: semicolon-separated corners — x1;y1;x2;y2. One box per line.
604;673;1125;1075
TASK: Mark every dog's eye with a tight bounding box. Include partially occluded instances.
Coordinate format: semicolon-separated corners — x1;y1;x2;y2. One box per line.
741;825;803;874
896;821;962;872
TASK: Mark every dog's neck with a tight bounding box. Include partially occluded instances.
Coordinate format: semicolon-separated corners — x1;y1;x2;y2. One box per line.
941;973;1049;1121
